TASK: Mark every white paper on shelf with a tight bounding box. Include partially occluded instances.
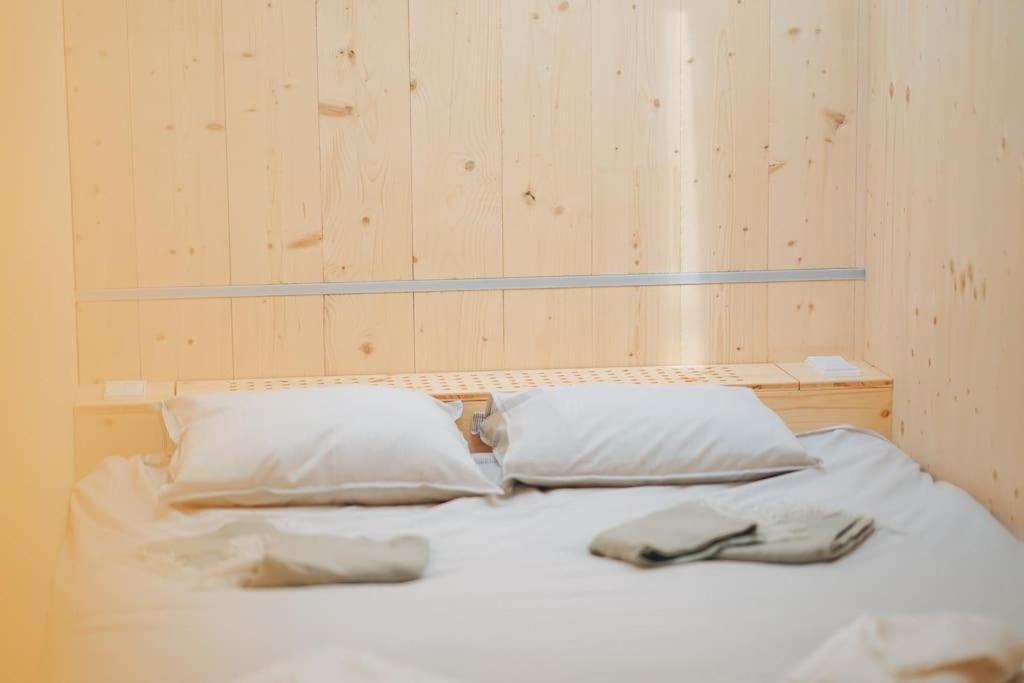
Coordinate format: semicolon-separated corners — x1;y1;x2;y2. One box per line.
104;380;148;400
804;356;862;378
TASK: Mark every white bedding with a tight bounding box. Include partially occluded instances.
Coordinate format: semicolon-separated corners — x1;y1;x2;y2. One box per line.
44;427;1024;683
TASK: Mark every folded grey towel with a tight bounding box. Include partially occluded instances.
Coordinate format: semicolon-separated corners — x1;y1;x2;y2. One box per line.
590;503;758;566
718;512;874;564
142;521;429;588
590;501;873;568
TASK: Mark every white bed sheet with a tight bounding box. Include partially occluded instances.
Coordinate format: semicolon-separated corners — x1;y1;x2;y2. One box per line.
44;427;1024;683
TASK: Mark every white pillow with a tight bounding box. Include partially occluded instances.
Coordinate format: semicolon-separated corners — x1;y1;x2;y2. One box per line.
480;384;818;490
161;385;500;507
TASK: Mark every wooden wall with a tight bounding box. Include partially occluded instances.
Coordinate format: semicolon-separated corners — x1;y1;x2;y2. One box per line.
0;0;78;678
65;0;867;383
863;0;1023;535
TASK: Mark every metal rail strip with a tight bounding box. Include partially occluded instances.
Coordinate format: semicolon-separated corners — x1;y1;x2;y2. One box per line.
76;267;865;302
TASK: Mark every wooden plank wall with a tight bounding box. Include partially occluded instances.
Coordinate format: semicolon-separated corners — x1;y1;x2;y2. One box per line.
65;0;866;383
2;0;78;678
863;0;1023;535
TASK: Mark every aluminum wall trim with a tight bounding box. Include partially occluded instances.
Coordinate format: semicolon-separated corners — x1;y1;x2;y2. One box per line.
76;267;865;302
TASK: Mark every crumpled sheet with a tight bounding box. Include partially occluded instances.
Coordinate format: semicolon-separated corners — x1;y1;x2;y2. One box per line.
140;520;428;588
787;613;1024;683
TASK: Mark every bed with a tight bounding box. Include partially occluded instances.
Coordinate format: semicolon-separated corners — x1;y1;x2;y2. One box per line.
44;419;1024;682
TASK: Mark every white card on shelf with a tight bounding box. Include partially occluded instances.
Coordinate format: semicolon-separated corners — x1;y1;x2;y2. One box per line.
804;355;862;378
103;380;148;400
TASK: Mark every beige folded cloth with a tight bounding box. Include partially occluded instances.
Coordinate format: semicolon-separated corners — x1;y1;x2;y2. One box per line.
590;500;873;567
142;520;428;588
786;613;1024;683
717;510;874;564
590;502;757;566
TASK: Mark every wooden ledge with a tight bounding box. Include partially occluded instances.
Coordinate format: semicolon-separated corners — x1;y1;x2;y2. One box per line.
175;363;802;401
71;361;892;406
776;360;892;390
75;381;175;412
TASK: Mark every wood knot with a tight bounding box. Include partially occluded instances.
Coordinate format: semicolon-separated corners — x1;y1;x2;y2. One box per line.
359;341;374;356
287;234;323;250
319;102;355;117
464;160;476;171
824;110;847;126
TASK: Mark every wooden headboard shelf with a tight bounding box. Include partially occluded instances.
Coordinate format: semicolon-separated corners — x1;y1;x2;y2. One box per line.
176;363;799;401
74;361;892;478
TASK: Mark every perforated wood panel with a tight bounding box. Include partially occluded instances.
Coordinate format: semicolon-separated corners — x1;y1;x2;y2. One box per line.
177;363;796;401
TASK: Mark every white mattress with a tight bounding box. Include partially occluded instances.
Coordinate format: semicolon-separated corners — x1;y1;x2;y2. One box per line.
44;427;1024;683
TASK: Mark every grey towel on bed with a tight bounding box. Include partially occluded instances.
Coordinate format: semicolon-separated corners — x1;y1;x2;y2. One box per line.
142;521;429;588
717;511;874;564
590;501;873;567
589;503;758;565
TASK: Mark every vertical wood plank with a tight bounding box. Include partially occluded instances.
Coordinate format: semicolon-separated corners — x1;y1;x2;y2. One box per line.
223;0;323;284
127;0;231;288
592;0;681;274
504;286;683;369
63;0;137;289
768;0;859;268
863;0;908;372
325;294;414;374
680;283;767;363
680;0;769;271
502;0;592;277
139;299;233;380
76;302;141;383
592;287;682;366
414;292;504;371
850;0;870;361
503;289;595;369
231;296;325;377
318;0;412;282
409;0;502;279
767;281;856;361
